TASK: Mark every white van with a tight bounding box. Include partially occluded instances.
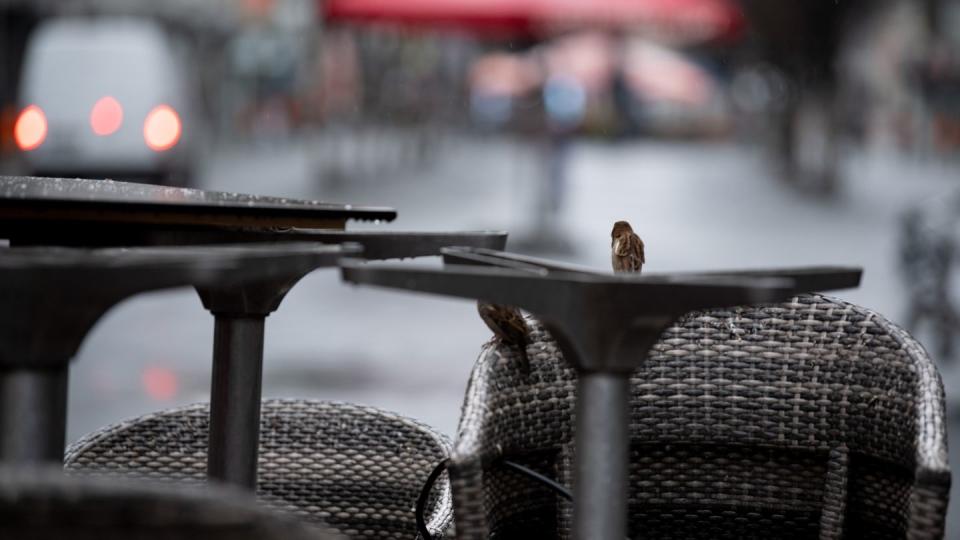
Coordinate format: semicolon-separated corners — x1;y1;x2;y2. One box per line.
15;17;196;184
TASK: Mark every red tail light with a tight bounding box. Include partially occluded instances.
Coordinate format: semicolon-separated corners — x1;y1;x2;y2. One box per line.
14;105;47;151
143;104;181;151
90;96;123;136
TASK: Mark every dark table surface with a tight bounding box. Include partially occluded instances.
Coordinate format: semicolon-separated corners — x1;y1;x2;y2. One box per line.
0;176;396;232
0;243;358;368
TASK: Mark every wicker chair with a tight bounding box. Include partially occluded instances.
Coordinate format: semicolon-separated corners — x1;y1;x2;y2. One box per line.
65;399;453;540
448;294;951;540
0;465;339;540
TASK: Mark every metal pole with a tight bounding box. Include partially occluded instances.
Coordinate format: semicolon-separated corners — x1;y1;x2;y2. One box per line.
0;367;68;463
207;315;265;489
573;372;630;540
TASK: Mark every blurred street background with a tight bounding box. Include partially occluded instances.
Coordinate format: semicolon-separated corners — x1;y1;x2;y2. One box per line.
3;0;960;535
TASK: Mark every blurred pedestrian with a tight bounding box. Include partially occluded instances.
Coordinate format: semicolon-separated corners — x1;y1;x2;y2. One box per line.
899;208;959;359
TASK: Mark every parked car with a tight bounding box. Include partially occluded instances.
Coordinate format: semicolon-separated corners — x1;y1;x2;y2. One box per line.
14;17;197;185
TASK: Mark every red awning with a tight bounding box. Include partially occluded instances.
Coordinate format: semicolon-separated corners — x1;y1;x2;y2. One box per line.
324;0;535;36
323;0;745;43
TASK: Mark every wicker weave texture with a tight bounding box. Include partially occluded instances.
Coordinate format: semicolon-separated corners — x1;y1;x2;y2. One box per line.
449;294;951;540
65;399;453;540
0;465;339;540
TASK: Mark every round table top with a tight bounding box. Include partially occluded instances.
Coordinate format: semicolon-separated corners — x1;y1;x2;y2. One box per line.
0;243;358;285
0;243;361;368
0;176;396;230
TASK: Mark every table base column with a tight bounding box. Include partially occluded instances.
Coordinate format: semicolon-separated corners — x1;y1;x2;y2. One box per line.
0;367;68;463
573;372;630;540
208;315;265;489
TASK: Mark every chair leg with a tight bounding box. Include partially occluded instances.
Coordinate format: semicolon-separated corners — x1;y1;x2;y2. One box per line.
558;445;575;540
819;445;849;540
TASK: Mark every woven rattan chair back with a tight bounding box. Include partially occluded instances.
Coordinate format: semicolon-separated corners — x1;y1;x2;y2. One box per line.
64;399;453;540
0;465;338;540
449;294;950;540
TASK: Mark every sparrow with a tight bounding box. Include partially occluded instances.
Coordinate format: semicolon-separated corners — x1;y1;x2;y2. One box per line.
611;220;644;274
477;301;531;370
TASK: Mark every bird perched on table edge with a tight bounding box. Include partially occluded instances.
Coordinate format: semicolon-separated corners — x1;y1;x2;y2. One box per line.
477;301;531;373
611;220;644;274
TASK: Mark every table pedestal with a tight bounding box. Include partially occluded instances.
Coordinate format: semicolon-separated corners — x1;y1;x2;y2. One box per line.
0;368;68;462
208;315;266;488
574;373;629;540
197;272;308;490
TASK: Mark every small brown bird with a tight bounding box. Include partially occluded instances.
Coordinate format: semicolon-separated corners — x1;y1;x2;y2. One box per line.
477;301;530;369
611;220;645;273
